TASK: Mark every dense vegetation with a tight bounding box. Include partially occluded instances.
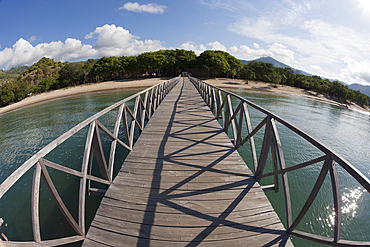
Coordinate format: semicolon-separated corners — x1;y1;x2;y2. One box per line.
1;49;369;107
0;66;28;85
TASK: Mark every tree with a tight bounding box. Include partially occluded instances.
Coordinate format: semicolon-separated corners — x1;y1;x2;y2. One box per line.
175;49;196;74
125;56;138;78
197;50;230;78
58;62;85;87
271;71;282;86
0;83;15;106
240;65;256;83
91;57;120;81
214;51;241;78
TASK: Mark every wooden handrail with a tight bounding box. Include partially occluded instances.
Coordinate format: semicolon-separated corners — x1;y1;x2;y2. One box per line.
189;76;370;246
0;77;179;245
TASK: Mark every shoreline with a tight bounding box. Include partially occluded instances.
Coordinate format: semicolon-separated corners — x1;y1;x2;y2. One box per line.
0;77;169;115
204;78;370;113
1;77;369;116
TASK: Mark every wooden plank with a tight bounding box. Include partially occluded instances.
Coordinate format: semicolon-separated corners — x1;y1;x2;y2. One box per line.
3;236;84;247
83;78;292;246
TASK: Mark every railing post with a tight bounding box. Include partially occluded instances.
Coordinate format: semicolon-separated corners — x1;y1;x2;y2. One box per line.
108;104;124;181
329;161;342;243
79;121;95;234
31;161;42;243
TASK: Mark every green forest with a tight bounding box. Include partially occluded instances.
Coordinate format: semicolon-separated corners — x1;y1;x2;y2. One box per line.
1;49;369;107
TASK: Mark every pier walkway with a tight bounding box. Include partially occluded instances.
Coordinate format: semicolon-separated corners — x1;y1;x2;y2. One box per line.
82;78;292;246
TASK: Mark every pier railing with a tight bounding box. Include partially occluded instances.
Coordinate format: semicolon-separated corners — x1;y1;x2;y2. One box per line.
0;77;179;246
190;76;370;246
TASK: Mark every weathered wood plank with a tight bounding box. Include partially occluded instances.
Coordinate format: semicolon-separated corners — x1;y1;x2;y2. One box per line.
83;78;292;246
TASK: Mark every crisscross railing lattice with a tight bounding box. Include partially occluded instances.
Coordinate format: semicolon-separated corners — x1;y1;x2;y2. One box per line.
190;76;370;246
0;77;179;246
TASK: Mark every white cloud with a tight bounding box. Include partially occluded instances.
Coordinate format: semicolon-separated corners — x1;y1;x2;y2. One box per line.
224;0;370;81
340;57;370;85
180;41;206;55
0;24;164;70
207;41;228;52
28;35;38;43
230;43;294;63
253;43;260;49
119;2;167;14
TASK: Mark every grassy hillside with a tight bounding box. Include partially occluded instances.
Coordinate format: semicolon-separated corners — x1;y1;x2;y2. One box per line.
0;66;28;85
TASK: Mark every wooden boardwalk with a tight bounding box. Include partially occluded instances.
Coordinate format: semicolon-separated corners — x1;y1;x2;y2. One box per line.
82;78;293;246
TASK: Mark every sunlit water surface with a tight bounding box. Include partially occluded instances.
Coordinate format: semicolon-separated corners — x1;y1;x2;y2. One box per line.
0;88;369;246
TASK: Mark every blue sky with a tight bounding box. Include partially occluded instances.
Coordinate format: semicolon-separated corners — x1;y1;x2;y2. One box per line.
1;0;370;85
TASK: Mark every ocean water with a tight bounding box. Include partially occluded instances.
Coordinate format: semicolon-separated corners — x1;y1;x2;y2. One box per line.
0;87;369;246
229;89;370;246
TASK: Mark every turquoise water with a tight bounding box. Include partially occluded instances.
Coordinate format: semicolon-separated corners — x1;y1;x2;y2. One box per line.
0;88;369;246
229;90;370;246
0;90;139;243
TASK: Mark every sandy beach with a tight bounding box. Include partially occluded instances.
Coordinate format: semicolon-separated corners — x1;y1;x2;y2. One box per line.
1;77;369;115
204;78;370;113
0;77;167;115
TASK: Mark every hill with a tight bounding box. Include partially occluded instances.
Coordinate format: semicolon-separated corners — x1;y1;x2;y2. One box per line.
240;56;370;97
0;66;28;85
348;83;370;97
240;56;312;76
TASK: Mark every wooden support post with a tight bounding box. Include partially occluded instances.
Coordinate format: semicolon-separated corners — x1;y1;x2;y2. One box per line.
79;121;95;234
31;162;42;243
288;155;331;233
255;117;272;180
39;159;84;237
329;161;342;243
270;118;292;226
92;123;109;181
108;103;124;181
242;103;258;173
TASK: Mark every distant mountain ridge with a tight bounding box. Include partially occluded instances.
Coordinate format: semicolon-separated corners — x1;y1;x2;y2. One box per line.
240;56;312;76
348;83;370;97
240;56;370;97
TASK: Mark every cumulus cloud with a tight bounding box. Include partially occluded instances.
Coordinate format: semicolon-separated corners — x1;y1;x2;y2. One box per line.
28;35;38;43
119;2;167;14
180;41;206;55
224;0;370;80
230;43;294;63
207;41;228;52
340;57;370;85
0;24;164;70
85;24;163;56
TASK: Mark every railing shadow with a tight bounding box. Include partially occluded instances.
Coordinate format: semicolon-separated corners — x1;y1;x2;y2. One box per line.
189;76;370;246
134;79;290;246
0;77;180;246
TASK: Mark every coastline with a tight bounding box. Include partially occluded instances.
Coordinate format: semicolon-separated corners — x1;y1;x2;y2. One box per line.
0;77;168;115
204;78;370;113
1;77;369;116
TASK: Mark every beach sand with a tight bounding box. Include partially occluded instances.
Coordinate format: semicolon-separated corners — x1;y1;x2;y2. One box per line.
204;78;370;113
1;77;369;115
0;77;168;115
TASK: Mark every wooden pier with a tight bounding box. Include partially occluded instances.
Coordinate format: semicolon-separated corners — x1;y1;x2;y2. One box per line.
3;76;369;246
82;78;292;246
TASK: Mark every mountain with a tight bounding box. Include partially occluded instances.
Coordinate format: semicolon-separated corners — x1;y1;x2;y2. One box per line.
348;83;370;97
240;56;370;97
240;56;313;76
